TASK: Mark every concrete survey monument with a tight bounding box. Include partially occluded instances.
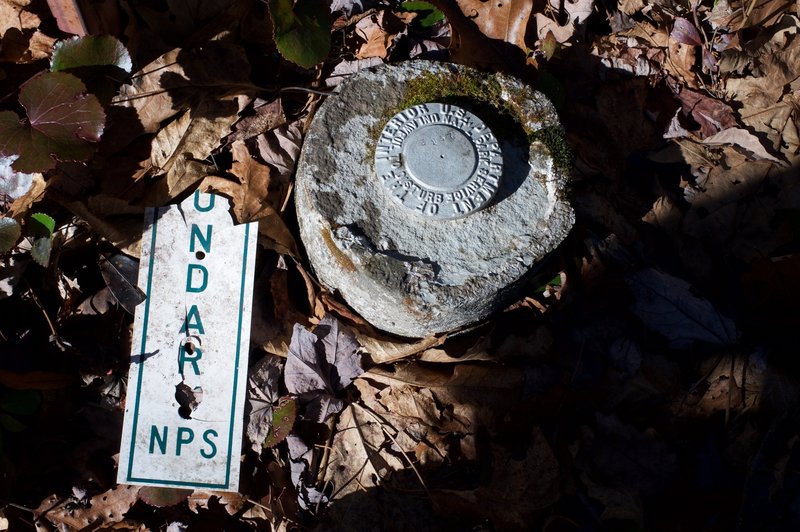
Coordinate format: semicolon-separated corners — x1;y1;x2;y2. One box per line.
296;61;575;337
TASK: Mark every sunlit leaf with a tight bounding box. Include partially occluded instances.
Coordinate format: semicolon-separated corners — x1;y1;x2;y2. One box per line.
264;397;297;448
50;35;133;74
0;218;21;253
0;72;105;173
269;0;331;69
29;212;55;267
29;212;54;237
401;1;445;27
0;156;35;201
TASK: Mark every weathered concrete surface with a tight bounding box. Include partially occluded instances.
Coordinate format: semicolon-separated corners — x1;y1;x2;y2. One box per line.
295;61;574;337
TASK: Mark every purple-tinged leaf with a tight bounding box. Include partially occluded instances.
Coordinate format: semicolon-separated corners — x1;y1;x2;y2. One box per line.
50;35;133;74
0;72;105;173
246;355;284;452
285;314;363;423
287;433;329;509
314;314;363;389
626;269;738;349
99;253;145;315
670;17;703;46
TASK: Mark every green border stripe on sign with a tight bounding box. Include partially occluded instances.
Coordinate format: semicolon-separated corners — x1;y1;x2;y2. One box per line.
126;207;158;483
126;208;251;489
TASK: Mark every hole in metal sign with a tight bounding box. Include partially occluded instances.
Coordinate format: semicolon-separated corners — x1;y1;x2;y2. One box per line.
176;382;204;419
195;251;206;260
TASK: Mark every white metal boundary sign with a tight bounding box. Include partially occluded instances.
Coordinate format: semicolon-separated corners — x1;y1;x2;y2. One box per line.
118;191;257;491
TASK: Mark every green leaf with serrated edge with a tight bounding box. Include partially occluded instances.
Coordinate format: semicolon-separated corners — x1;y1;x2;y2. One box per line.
0;218;20;253
138;487;193;508
0;72;105;173
264;397;297;448
401;1;445;27
29;212;55;237
51;36;132;74
31;237;52;267
270;0;331;69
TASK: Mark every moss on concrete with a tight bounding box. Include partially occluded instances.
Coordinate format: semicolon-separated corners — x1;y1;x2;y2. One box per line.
373;67;573;174
529;125;573;173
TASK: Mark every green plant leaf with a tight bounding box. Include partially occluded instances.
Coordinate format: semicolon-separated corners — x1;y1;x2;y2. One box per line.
29;212;55;237
29;214;55;266
31;237;52;267
0;218;20;253
264;397;297;448
50;35;133;74
401;1;445;27
269;0;331;69
0;71;106;173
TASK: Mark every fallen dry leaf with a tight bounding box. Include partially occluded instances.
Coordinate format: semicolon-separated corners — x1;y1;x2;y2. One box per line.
626;268;739;348
201;140;298;254
256;120;304;182
151;97;248;199
212;140;278;222
430;428;561;528
702;127;783;163
246;354;283;451
0;0;57;62
46;0;87;36
535;0;595;44
666;86;737;139
322;403;405;500
354;11;414;59
425;0;529;72
115;42;253;135
35;485;141;529
228;98;286;144
677;143;796;263
454;0;533;51
354;377;468;463
708;0;794;31
187;490;248;514
285;314;363;423
357;331;443;364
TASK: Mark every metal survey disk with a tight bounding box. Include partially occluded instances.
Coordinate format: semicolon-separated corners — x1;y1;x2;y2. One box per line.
374;103;503;219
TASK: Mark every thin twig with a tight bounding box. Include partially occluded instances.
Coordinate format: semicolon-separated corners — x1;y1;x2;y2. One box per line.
244;498;306;529
281;86;336;96
353;402;431;497
24;279;57;338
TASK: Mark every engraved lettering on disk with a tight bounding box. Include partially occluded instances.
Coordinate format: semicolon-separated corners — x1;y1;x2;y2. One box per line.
374;103;503;219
